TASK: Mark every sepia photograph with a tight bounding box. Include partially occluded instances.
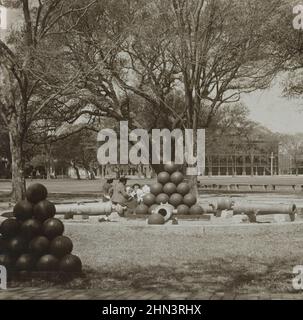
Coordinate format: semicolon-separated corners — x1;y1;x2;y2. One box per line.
1;0;303;310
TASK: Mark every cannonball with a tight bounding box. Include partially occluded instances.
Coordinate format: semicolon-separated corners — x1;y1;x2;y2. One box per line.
36;254;59;272
168;193;183;207
155;193;169;205
20;219;41;240
148;204;159;215
50;236;73;258
33;200;56;222
177;204;190;215
15;254;36;271
0;254;13;269
170;172;184;185
135;204;149;215
7;236;27;255
26;183;48;204
163;182;177;195
0;236;7;253
59;254;82;273
164;162;179;174
29;236;50;257
150;183;163;196
157;172;170;184
176;182;191;196
13;200;33;221
42;218;64;240
0;219;20;238
189;204;204;215
143;193;156;206
147;213;165;225
183;193;197;207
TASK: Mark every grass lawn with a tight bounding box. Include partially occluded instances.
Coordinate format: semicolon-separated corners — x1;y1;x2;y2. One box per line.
7;220;303;296
2;178;303;295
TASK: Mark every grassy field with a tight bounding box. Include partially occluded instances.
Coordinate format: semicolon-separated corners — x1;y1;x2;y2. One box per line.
6;220;303;296
65;221;303;294
2;176;303;195
2;178;303;295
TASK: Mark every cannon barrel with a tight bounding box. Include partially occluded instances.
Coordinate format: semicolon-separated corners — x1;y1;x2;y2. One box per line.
216;198;234;210
233;203;297;222
153;203;176;222
55;201;113;216
200;204;217;214
232;203;296;215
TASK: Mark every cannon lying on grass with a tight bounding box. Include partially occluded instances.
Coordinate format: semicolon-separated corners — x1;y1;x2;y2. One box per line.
204;197;297;223
1;197;298;224
56;201;177;224
53;198;231;217
54;201;114;217
232;203;297;223
51;200;300;223
0;201;119;220
207;198;235;217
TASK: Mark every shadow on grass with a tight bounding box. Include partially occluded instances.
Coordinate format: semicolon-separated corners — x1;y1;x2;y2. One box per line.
0;193;11;203
8;256;300;295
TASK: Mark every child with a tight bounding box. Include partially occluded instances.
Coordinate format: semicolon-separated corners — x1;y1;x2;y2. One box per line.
131;184;144;203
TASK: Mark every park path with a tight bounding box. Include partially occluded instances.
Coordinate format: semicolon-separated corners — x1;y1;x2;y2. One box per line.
0;287;303;300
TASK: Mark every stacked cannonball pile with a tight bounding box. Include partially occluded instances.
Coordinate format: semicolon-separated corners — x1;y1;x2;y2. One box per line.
135;162;204;217
0;183;82;276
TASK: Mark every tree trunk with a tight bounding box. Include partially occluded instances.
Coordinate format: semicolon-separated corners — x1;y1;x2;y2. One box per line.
250;154;254;177
46;144;52;179
46;166;51;179
9;126;26;202
74;165;81;180
185;94;199;198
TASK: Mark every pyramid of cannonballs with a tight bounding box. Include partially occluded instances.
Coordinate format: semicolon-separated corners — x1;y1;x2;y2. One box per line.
135;162;203;216
0;183;82;276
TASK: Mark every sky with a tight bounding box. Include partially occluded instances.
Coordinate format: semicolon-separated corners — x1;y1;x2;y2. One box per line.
242;81;303;135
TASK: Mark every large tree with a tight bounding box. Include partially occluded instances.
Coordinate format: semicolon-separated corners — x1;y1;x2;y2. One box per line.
88;0;284;129
0;0;294;200
0;0;96;201
62;0;285;168
264;0;303;101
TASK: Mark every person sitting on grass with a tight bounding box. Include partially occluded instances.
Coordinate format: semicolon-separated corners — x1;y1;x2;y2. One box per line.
101;178;114;201
111;177;132;216
130;184;144;203
126;185;134;196
142;184;151;194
